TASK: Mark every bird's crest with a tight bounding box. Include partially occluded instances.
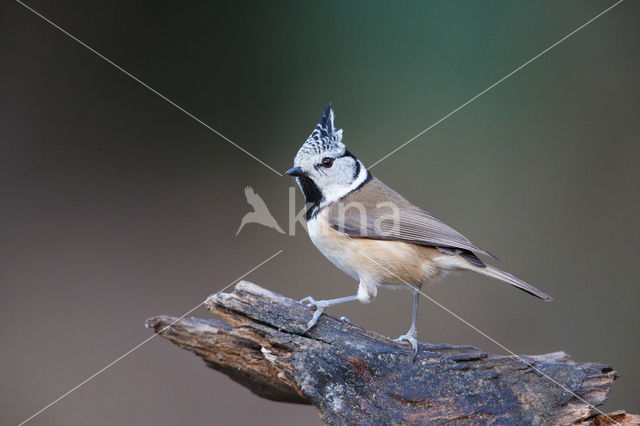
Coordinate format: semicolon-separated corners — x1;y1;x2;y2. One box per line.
299;103;345;155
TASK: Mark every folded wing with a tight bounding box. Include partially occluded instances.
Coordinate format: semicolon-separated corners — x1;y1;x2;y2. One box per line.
328;177;495;260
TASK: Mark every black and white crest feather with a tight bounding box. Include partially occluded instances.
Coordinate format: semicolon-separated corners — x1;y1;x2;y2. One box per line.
299;103;345;155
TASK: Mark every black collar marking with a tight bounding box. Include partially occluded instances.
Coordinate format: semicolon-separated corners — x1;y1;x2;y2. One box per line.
311;169;373;220
341;150;361;180
339;150;372;196
297;176;324;221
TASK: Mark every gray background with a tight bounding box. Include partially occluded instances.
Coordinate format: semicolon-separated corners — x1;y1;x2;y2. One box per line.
1;1;638;425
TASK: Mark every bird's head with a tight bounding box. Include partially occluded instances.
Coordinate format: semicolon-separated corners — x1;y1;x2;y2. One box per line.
286;104;369;207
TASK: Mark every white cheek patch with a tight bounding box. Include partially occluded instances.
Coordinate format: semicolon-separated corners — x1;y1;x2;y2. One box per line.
320;160;368;207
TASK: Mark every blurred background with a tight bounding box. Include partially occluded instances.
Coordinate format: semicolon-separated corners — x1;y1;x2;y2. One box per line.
1;1;638;424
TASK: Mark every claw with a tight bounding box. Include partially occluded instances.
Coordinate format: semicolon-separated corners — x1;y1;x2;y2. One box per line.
300;296;315;306
298;294;358;334
300;296;326;334
394;329;419;362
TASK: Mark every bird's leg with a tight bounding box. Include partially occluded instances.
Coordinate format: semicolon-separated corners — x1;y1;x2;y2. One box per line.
394;288;420;361
300;294;358;333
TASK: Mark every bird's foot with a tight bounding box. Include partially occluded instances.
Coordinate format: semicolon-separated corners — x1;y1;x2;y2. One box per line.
394;328;419;362
300;296;329;333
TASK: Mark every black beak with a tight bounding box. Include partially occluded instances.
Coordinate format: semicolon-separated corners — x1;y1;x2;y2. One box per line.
285;167;305;177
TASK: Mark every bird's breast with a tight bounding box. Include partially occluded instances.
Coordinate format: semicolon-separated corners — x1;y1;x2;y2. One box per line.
307;214;360;281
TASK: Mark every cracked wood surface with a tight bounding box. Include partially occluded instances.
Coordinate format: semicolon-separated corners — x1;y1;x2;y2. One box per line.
146;281;634;425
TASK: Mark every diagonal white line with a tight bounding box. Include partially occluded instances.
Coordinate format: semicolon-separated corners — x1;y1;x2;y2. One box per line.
357;250;619;425
14;0;283;177
368;0;625;169
17;249;284;426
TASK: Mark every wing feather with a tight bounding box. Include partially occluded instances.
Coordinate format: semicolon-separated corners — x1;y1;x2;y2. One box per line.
328;177;495;259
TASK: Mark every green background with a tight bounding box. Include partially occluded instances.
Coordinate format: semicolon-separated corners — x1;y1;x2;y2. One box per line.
1;1;638;424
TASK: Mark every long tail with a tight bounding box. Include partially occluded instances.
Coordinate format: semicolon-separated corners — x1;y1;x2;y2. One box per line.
472;264;553;301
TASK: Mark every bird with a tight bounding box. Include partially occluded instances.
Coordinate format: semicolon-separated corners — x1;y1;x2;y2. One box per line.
285;104;552;360
236;186;285;235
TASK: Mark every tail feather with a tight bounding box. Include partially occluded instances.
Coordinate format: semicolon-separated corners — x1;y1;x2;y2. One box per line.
473;265;553;301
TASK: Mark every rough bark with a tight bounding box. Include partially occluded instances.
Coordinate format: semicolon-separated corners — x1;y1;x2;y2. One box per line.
145;281;635;425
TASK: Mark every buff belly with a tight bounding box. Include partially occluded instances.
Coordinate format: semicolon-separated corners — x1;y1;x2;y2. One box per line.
307;209;453;290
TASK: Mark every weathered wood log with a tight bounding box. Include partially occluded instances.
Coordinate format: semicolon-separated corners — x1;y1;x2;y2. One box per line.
145;281;635;425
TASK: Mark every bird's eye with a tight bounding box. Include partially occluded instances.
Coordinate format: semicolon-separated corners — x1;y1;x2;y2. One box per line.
321;157;334;168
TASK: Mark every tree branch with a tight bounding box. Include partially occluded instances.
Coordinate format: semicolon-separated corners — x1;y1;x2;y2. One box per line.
145;281;636;424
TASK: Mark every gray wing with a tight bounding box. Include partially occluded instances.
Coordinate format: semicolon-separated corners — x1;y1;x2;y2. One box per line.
328;177;496;260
